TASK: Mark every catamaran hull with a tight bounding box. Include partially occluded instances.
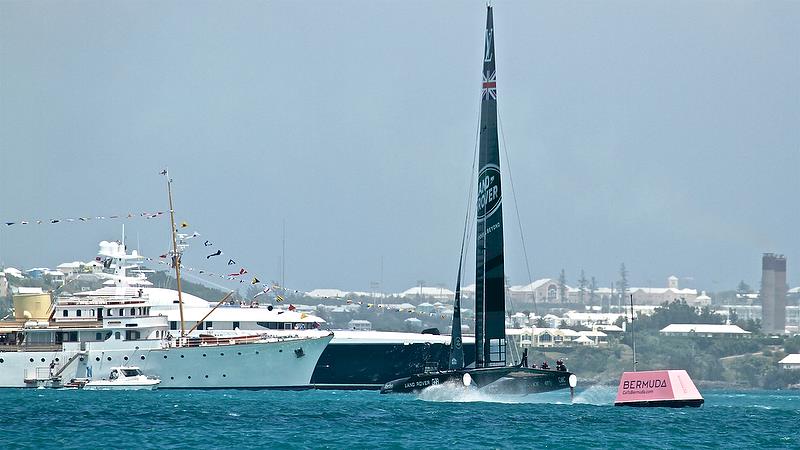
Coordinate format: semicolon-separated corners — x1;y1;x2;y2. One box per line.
380;366;575;395
0;335;332;389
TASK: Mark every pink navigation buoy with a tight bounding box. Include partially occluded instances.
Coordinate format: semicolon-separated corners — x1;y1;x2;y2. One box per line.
614;369;704;408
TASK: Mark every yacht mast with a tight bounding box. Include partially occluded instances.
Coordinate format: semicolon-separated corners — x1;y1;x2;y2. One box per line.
165;171;186;337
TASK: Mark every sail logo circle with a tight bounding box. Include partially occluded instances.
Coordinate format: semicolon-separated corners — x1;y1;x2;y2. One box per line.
477;165;501;220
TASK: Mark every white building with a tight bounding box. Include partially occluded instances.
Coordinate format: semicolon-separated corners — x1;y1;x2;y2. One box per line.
778;354;800;370
659;324;750;338
347;319;372;331
508;275;699;306
399;286;454;301
307;288;350;299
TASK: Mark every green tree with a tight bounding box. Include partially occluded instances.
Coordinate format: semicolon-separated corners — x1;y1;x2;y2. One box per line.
636;299;724;331
616;263;629;311
728;308;739;324
589;276;598;306
736;281;752;300
578;269;588;304
558;269;567;303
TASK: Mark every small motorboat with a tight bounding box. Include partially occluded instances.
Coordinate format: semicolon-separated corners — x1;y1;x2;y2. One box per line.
83;367;160;390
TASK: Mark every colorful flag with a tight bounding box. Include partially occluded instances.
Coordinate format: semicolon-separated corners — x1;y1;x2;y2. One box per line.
276;295;284;303
251;277;260;285
228;259;236;266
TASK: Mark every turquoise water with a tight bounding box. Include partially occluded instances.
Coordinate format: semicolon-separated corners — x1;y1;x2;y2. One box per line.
2;386;798;449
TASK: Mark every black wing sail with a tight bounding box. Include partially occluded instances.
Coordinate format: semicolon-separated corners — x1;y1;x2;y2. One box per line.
449;260;465;370
475;5;506;369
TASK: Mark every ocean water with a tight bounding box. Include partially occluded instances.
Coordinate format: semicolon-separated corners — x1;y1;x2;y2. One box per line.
1;386;798;449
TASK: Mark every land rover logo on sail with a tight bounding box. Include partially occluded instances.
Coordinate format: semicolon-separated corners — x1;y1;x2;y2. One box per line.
477;165;501;220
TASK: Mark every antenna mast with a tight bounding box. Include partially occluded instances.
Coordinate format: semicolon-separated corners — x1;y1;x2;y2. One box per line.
165;171;186;337
630;293;637;372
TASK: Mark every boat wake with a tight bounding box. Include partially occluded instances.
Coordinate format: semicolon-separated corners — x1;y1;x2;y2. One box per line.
415;381;573;404
570;385;616;406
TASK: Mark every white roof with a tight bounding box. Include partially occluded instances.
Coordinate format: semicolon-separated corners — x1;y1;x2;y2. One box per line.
574;335;593;343
564;312;625;323
629;287;697;295
509;278;558;292
660;324;750;335
779;354;800;364
3;268;24;278
57;261;84;269
17;287;44;294
578;330;607;338
399;286;455;298
306;288;349;298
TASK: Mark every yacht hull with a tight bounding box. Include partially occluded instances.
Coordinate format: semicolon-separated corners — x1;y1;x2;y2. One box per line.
312;340;476;389
0;335;332;389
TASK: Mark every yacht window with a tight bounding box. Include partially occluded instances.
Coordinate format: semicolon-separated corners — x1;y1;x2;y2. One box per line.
125;330;140;341
197;322;204;331
62;310;68;317
105;332;112;339
114;332;121;340
122;368;141;377
107;310;112;317
76;310;82;317
95;332;102;341
119;308;124;316
90;309;95;316
256;322;279;330
130;308;136;316
170;321;177;330
284;323;292;330
233;321;240;329
206;321;213;329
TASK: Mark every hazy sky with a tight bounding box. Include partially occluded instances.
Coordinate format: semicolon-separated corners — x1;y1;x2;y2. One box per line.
1;0;798;294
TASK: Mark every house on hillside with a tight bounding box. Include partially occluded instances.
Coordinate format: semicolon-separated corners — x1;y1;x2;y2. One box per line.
659;324;750;338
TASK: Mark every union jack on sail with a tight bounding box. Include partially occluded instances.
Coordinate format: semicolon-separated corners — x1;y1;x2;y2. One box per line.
482;70;497;100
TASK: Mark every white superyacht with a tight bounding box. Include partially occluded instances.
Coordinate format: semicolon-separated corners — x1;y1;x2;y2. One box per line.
0;177;333;389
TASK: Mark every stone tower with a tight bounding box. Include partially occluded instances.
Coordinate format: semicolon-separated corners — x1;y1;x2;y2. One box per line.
761;253;787;334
